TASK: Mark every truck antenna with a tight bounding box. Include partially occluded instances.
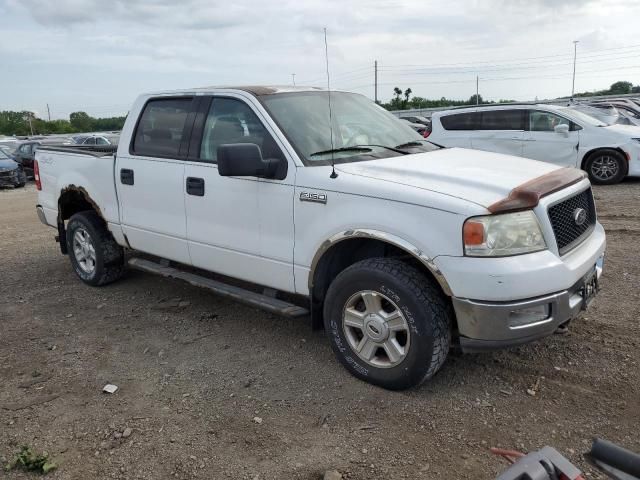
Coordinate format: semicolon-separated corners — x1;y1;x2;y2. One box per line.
324;27;338;179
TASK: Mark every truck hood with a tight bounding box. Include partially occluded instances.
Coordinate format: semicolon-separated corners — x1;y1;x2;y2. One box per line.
335;147;561;209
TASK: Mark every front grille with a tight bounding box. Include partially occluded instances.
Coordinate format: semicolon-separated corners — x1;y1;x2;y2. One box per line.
548;188;596;255
0;169;16;179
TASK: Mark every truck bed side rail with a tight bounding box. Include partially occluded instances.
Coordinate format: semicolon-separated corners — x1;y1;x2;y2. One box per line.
37;144;117;157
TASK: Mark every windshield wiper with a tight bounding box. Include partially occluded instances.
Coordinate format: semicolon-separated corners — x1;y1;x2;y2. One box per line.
310;146;372;157
394;141;425;149
354;144;410;154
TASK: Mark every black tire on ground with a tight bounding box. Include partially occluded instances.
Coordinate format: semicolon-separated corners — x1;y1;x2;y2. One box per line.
584;149;627;185
15;181;26;188
323;257;452;390
66;211;125;286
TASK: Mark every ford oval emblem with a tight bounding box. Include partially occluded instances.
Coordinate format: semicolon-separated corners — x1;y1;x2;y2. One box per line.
573;208;587;226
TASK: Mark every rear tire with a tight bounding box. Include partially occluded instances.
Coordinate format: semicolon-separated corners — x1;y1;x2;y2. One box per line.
323;258;452;390
66;211;125;286
584;149;626;185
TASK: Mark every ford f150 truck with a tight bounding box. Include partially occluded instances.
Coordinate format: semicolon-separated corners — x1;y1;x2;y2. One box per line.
34;86;606;390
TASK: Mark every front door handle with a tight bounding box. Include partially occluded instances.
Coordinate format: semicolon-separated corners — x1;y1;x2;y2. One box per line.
120;168;134;185
186;177;205;196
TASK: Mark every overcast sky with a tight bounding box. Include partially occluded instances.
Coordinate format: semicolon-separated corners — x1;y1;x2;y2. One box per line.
1;0;639;119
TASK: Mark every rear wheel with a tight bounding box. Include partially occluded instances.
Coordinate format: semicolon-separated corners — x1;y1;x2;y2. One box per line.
585;149;626;185
66;211;125;286
323;258;452;390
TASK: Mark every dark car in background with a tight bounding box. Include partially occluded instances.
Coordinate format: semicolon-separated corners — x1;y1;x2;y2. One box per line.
12;141;41;177
0;148;26;188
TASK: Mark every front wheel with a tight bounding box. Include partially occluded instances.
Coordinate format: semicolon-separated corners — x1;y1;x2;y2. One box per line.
66;211;125;286
323;258;452;390
585;150;626;185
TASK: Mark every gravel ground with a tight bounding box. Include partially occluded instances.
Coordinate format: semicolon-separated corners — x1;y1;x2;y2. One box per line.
1;181;639;479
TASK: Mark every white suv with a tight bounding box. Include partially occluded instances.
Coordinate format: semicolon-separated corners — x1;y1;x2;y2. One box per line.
429;104;640;184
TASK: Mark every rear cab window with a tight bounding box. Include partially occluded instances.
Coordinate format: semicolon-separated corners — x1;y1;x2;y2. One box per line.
131;97;193;158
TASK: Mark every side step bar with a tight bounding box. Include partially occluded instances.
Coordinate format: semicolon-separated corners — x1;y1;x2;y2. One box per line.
128;258;309;318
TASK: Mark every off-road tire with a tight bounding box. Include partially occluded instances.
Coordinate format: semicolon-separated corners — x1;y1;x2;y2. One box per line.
323;257;452;390
584;149;626;185
66;211;125;286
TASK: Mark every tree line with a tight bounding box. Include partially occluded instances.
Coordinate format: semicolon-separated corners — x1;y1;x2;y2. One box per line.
380;80;640;111
0;111;126;137
572;80;640;98
380;87;513;110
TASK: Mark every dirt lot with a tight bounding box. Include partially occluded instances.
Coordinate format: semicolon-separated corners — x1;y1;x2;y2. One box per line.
1;181;639;479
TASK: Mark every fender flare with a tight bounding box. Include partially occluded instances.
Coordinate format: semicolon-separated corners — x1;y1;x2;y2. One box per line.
308;228;452;296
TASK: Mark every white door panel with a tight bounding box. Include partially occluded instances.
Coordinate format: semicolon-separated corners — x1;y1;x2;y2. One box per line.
471;131;524;156
523;110;579;167
184;95;296;293
116;155;191;264
522;131;579;167
184;163;295;292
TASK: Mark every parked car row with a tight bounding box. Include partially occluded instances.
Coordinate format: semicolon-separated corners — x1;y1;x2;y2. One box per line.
0;132;120;185
428;103;640;184
586;98;640;127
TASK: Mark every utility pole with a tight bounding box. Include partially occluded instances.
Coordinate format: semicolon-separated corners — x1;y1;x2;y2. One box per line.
476;76;479;105
374;60;378;103
571;40;579;98
46;103;51;122
291;73;296;86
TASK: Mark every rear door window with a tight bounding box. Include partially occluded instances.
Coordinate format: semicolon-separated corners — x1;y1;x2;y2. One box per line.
440;112;480;130
132;98;193;158
479;109;525;130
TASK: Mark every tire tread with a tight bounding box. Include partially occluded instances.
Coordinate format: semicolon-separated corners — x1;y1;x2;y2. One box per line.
326;257;452;389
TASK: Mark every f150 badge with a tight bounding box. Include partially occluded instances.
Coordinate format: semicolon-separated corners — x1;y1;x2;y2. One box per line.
300;192;327;204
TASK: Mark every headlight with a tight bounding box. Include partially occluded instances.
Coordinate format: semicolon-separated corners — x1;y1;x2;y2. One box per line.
463;210;547;257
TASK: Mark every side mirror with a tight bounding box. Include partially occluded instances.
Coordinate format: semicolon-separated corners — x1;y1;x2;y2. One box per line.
554;124;570;136
217;143;286;180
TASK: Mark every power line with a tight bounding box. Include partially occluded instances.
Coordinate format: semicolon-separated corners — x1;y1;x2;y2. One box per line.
377;51;640;76
378;42;640;70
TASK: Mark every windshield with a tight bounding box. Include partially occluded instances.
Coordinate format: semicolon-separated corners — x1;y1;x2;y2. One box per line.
0;149;9;159
568;107;617;126
260;91;438;164
561;107;608;127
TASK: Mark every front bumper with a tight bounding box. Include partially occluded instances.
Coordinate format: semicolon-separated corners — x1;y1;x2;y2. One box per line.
453;254;604;352
0;170;20;186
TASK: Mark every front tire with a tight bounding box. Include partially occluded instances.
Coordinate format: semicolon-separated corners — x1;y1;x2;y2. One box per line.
585;149;626;185
323;258;452;390
66;211;125;286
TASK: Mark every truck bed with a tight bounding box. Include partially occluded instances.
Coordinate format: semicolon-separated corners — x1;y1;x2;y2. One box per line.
35;144;121;229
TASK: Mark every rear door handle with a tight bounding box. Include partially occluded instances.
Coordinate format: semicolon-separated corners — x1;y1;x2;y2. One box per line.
186;177;205;196
120;168;134;185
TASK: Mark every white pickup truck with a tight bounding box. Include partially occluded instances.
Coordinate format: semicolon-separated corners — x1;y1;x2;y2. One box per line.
35;86;606;390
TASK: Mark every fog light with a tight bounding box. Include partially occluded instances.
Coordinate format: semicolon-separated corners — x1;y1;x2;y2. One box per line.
508;304;550;328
